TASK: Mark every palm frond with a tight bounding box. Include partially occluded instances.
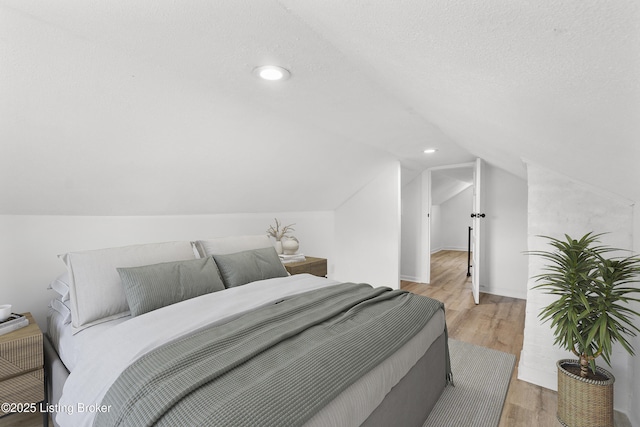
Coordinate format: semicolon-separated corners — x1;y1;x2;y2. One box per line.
527;233;640;375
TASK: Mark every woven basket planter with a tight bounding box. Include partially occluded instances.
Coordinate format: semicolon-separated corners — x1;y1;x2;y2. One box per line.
557;359;615;427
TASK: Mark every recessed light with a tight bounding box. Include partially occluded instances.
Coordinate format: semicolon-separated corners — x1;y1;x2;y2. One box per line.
423;148;438;154
253;65;291;81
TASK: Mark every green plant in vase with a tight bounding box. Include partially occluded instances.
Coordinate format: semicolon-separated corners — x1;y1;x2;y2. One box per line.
530;232;640;378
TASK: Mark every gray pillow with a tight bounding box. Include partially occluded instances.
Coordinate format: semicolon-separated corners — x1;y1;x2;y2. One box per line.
118;257;225;317
213;247;289;288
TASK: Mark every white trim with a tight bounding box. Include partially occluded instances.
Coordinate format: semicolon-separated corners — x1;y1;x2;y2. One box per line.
420;170;431;284
480;286;527;300
400;275;422;283
436;247;467;252
396;163;402;289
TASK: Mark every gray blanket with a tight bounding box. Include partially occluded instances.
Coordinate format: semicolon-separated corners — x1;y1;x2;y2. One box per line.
94;283;449;427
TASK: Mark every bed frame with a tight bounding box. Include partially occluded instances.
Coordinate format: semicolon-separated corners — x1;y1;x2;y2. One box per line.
44;331;446;427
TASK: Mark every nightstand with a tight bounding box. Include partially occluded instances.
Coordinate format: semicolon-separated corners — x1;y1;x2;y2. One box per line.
0;313;44;417
284;257;328;277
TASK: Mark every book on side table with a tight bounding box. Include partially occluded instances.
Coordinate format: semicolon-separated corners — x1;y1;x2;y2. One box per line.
279;253;306;264
0;314;29;336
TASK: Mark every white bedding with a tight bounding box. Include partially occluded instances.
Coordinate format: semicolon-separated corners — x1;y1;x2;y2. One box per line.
56;274;445;427
48;310;130;372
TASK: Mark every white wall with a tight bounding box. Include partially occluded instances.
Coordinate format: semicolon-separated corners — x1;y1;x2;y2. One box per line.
438;186;473;251
334;162;401;289
518;163;634;414
400;174;423;282
629;207;640;427
2;161;404;333
481;164;529;299
0;212;334;331
430;205;442;253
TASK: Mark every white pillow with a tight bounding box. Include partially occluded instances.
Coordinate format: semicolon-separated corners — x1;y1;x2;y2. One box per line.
60;241;196;333
48;272;71;302
193;235;272;257
49;298;72;325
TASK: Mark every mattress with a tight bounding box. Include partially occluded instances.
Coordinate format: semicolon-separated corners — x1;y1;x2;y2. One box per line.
47;307;129;372
50;274;445;427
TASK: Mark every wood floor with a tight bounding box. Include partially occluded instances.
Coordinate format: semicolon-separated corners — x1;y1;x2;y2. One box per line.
402;250;559;426
404;250;631;427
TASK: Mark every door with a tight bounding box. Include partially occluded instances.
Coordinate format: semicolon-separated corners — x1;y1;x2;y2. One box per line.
471;158;484;304
420;170;431;284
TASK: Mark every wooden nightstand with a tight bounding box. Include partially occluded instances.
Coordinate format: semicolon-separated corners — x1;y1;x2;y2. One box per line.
284;257;327;277
0;313;44;417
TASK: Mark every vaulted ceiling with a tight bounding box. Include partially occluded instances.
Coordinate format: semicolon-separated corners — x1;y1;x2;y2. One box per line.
1;1;638;215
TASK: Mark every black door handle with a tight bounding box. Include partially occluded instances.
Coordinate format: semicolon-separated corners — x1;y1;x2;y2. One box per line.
471;213;486;218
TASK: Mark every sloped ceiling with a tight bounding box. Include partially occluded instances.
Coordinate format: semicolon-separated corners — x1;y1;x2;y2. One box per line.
431;167;473;206
1;1;638;215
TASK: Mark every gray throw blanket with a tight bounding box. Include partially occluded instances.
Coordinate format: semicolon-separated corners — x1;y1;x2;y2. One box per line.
94;283;449;427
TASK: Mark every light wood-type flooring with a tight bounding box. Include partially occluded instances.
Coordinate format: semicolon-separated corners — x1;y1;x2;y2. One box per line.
403;250;630;427
402;250;558;426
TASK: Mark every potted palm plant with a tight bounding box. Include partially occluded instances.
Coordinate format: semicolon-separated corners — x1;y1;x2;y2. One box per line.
530;233;640;427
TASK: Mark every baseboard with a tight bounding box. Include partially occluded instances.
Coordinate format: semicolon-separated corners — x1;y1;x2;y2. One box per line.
480;286;527;300
400;275;421;282
433;247;467;253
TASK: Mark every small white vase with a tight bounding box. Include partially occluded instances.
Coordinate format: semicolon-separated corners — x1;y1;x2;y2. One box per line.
282;238;299;255
275;240;283;254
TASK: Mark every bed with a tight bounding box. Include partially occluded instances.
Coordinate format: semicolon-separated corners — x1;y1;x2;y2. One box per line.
44;235;450;427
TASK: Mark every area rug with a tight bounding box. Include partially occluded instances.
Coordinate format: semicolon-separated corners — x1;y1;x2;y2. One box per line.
423;339;516;427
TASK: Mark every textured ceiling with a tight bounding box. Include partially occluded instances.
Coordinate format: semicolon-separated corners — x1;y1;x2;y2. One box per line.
1;0;638;215
283;0;640;199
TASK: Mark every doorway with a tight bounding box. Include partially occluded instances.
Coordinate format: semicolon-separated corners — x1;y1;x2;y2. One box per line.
422;159;484;304
429;166;474;284
401;159;484;302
